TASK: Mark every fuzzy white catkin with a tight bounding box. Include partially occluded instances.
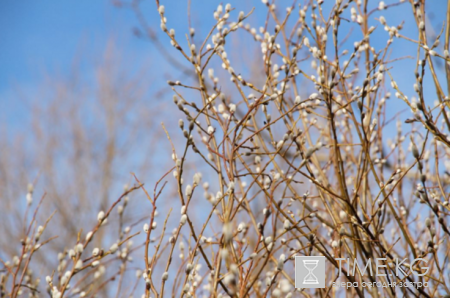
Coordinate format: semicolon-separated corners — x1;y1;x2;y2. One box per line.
272;288;281;297
276;140;284;149
97;211;105;222
186;263;193;274
75;260;83;270
237;222;246;232
223;273;235;287
75;243;83;254
223;222;233;243
419;21;425;30
85;231;93;242
110;243;118;253
180;214;187;225
228;181;235;191
280;279;291;293
26;193;32;205
277;254;285;271
273;172;281;181
160;21;167;31
186;185;192;196
303;37;310;47
193;173;202;184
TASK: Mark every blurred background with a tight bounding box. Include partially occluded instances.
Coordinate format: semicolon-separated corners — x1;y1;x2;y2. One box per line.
0;0;448;296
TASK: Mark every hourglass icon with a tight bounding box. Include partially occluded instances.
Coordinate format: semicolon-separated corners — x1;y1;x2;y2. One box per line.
303;260;319;284
295;256;325;288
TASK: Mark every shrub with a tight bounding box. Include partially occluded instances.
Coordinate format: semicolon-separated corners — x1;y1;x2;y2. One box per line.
2;0;450;297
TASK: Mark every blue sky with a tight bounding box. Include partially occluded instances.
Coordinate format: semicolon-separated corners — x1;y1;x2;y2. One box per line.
1;0;446;119
1;1;122;85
